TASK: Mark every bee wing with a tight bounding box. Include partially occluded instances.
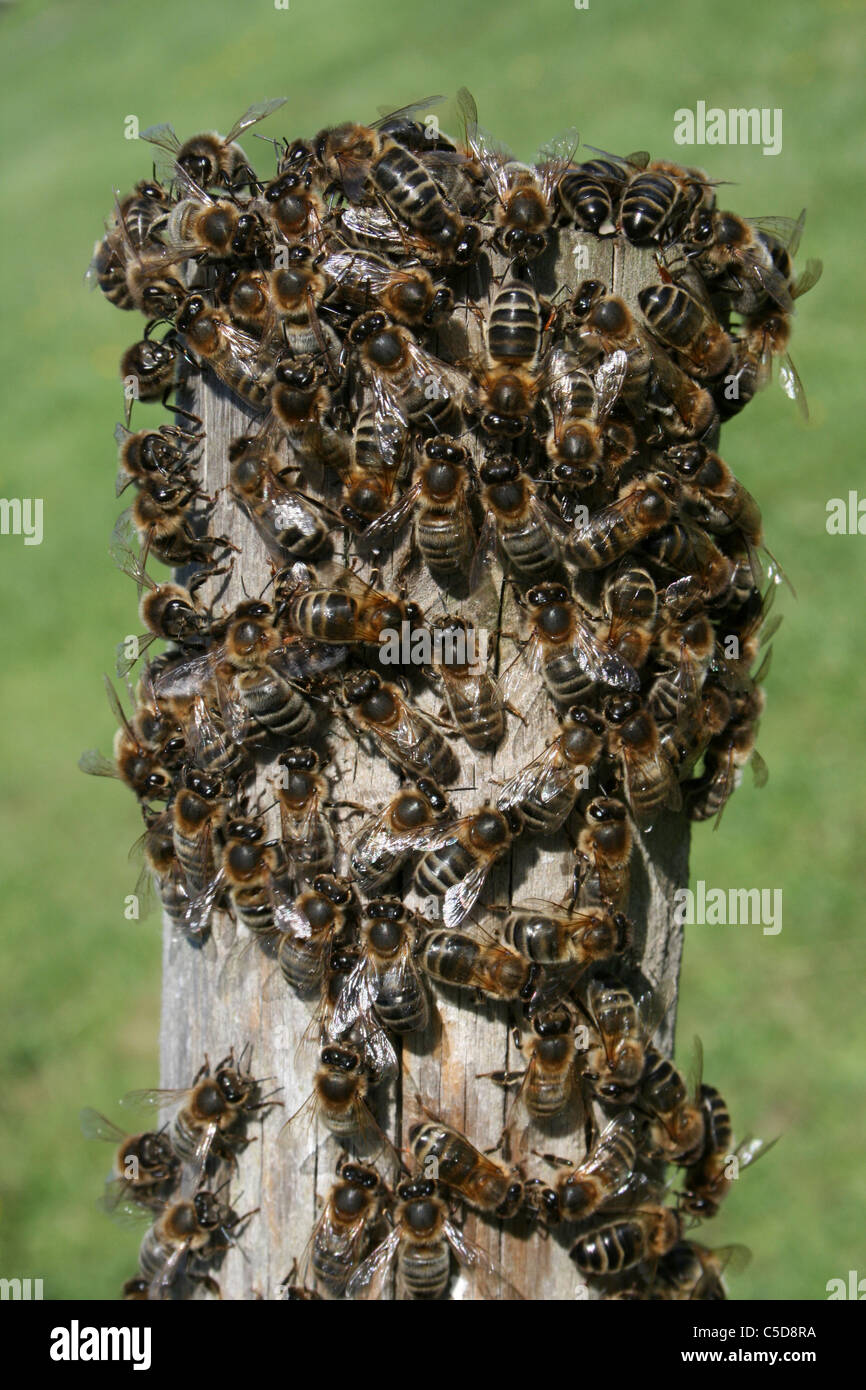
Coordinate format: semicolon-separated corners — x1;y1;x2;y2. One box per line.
536;127;581;196
120;1087;187;1113
405;338;466;409
322;248;395;299
184;867;226;942
495;738;564;811
359;479;421;549
442;860;492;930
148;1240;192;1301
571;608;640;691
78;749;118;779
468;510;500;595
749;748;769;789
346;1225;402;1300
140;123;181;155
80;1108;128;1144
330;954;375;1038
373;95;445;127
792;257;822;300
619;728;682;826
153;650;221;701
736;1134;779;1172
594;348;628;423
353;1009;400;1087
387;701;439;764
444;1219;525;1300
748;212;804;252
224;97;287;143
778;353;808;422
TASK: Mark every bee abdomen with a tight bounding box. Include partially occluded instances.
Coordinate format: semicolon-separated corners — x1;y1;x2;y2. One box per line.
399;1240;451;1299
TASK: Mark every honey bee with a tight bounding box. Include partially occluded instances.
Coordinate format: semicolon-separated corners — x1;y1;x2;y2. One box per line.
113;416;202;497
543;347;628;493
87;198;187;320
524;582;640;704
171;768;227;901
576;797;633;911
643;519;735;610
647;609;715;730
603;694;682;827
274;748;336;881
504;901;631;974
79;677;175;806
684;209;803;315
463;102;573;261
408;1119;523;1217
109;527;211;671
142;99;287;191
333;899;430;1036
120;326;182;406
270;358;351;478
123;1047;272;1170
259;162;328;249
722;264;821;422
314;100;479;265
428;617;506;750
555;156;626;235
654;1240;751;1300
566;472;678;571
285;1044;387;1154
348;311;464;438
228;433;328;560
349;779;452;892
640;1043;706;1164
680;1086;776;1219
686;685;768;826
301;1155;387;1297
486;1004;584;1137
275;875;356;996
80;1108;179;1212
617;154;714;245
136;809;194;939
347;1177;522;1300
578;976;670;1102
638;282;732;381
568;281;654;415
414;804;523;928
193;813;296;944
121;473;229;569
138;1183;249;1299
495;705;606;836
664;442;762;546
570;1201;681;1276
320;248;453;329
600;564;658;672
164;172;266;262
361;436;475;575
418;929;535;1003
525;1112;641;1224
175;295;276;409
469;277;545;437
283;564;423;647
88;181;172;310
341;668;458;784
473;457;566;583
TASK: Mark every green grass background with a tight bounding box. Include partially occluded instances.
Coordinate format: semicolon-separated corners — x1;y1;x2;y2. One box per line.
0;0;863;1301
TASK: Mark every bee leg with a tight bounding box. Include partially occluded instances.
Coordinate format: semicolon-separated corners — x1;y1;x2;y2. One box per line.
531;1147;573;1169
477;1068;525;1087
504;701;527;725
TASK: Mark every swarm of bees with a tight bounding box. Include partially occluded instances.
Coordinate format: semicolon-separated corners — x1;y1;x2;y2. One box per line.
82;90;815;1299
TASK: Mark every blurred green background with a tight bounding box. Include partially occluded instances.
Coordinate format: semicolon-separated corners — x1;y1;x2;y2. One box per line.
1;0;863;1301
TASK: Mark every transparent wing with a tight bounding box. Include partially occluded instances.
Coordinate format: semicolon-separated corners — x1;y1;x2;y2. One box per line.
594;348;628;422
442;861;492;930
224;98;288;144
571;608;640;691
346;1226;402;1300
445;1219;525;1300
78;749;118;779
80;1108;128;1144
140;123;181;155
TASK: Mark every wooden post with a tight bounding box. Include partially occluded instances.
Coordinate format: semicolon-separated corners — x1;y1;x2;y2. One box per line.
159;229;690;1301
